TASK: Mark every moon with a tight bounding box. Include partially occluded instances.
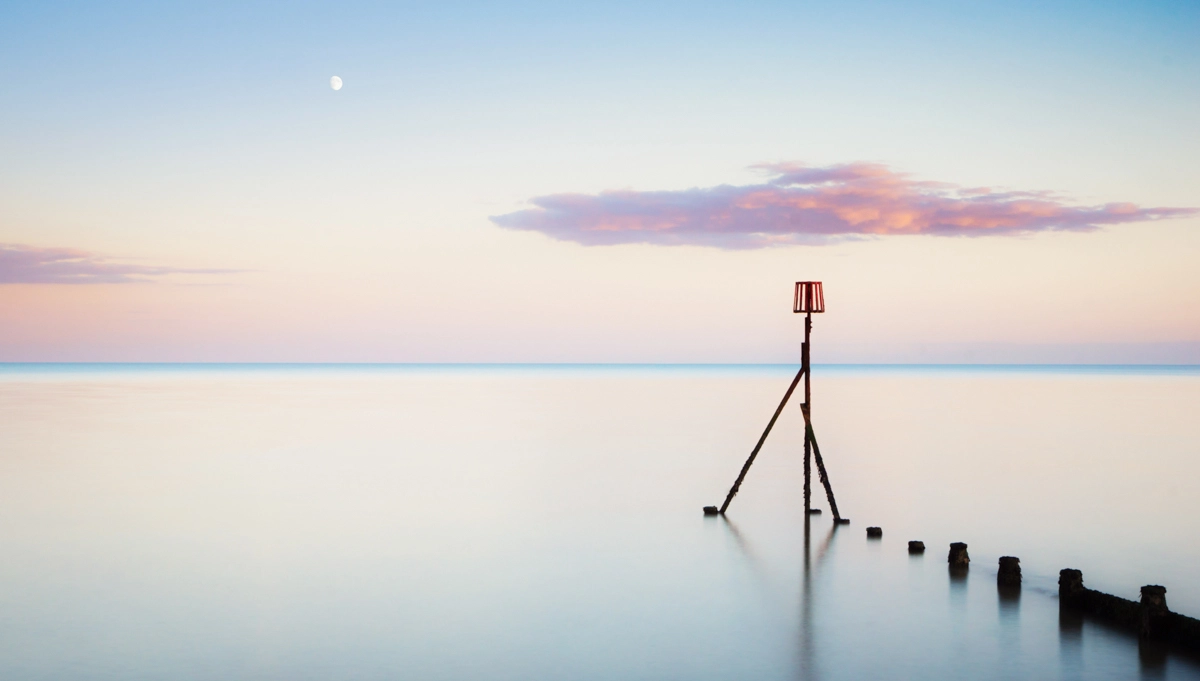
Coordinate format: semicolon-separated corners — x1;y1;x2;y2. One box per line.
330;76;342;91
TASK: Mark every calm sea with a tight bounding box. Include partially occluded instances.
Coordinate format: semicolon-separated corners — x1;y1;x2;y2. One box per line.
1;364;1198;680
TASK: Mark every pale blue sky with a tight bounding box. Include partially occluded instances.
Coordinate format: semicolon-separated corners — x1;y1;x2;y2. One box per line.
1;1;1198;362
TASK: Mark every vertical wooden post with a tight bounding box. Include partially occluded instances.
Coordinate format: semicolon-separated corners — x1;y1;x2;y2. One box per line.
803;311;812;514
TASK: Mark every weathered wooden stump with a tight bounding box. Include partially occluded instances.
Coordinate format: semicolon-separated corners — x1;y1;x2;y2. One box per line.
866;526;882;538
908;540;925;554
1141;585;1168;611
1059;568;1084;597
998;556;1021;585
948;542;970;568
1141;585;1170;640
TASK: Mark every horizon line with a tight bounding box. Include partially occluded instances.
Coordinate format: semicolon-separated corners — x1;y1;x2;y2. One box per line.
1;362;1198;368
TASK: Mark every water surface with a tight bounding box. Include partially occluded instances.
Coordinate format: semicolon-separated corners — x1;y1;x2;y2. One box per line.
1;364;1198;680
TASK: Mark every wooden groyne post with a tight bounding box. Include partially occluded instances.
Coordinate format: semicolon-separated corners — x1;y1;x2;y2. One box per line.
1059;569;1200;651
998;556;1021;585
948;542;970;569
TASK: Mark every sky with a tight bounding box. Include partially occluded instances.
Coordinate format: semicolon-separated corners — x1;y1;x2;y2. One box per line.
1;0;1198;363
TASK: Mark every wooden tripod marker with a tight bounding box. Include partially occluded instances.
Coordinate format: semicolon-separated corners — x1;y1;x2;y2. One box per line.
706;281;846;522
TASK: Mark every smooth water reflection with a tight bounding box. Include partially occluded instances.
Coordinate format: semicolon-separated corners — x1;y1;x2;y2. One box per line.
0;365;1198;680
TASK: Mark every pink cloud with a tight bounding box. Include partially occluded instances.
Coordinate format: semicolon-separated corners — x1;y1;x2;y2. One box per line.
490;162;1197;248
0;244;239;284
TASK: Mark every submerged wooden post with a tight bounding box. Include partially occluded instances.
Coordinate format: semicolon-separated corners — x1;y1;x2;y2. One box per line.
948;542;970;568
998;556;1021;585
1141;586;1168;612
1058;570;1200;650
1141;586;1170;639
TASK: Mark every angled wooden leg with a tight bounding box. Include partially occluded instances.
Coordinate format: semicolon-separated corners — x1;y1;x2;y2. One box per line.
801;404;845;523
803;422;812;514
716;366;806;515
